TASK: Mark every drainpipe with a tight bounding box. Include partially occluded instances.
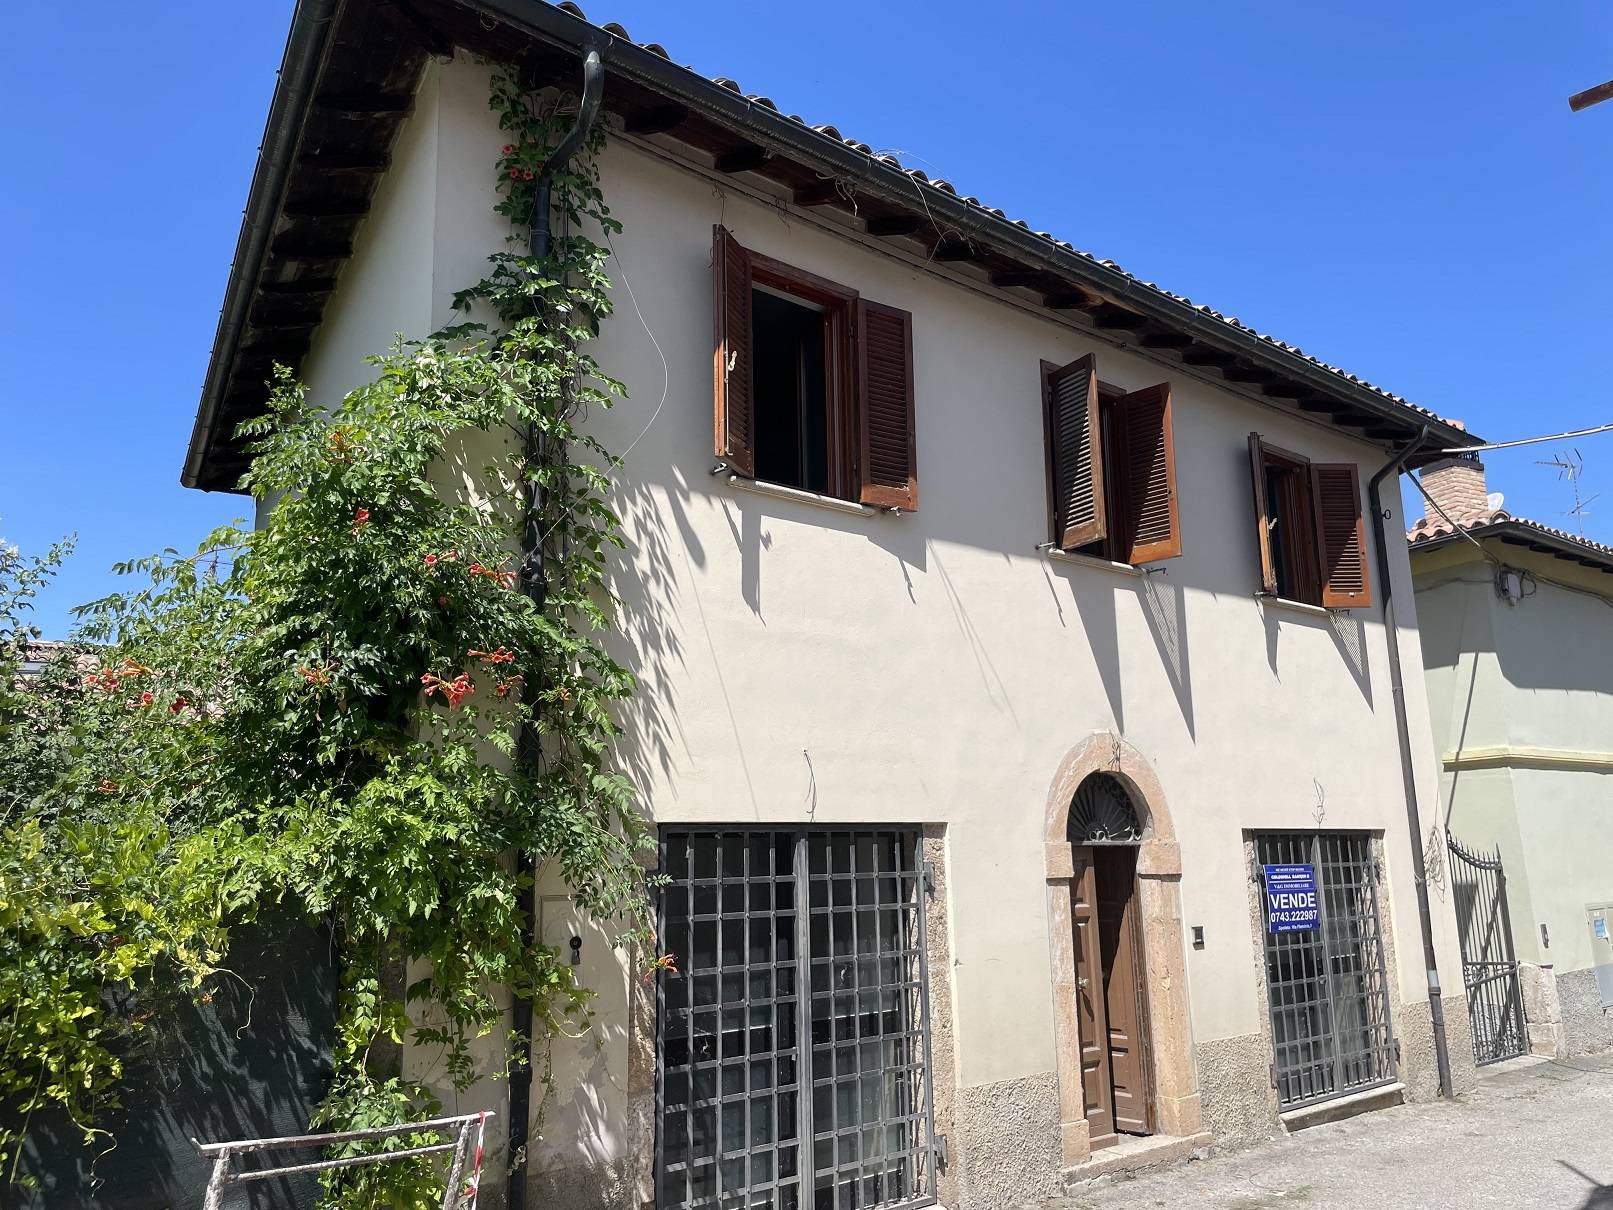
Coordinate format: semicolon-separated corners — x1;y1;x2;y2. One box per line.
1367;424;1455;1100
506;48;604;1210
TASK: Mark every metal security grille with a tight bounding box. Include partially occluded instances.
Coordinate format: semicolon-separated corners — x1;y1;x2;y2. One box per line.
1257;833;1397;1110
1448;833;1528;1065
656;830;937;1210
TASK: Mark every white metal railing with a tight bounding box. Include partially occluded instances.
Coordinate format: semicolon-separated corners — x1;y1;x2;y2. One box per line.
192;1110;492;1210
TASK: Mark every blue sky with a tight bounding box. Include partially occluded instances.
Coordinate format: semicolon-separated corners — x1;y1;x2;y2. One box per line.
3;1;1611;636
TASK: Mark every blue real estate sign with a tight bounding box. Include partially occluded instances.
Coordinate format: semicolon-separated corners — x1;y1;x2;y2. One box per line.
1263;863;1319;933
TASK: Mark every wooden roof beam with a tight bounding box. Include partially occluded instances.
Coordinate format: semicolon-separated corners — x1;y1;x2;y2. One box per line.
866;214;923;238
272;234;355;259
714;144;769;174
794;181;849;207
313;92;413;115
989;269;1047;289
1139;328;1193;350
624;103;689;135
1091;305;1149;331
1179;346;1234;367
297;150;390;172
928;237;977;263
1044;288;1101;311
259;278;339;296
283;199;373;220
1221;361;1279;385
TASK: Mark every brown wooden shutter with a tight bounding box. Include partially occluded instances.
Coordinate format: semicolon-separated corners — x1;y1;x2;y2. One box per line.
856;299;917;510
1248;433;1277;594
1111;383;1180;564
1312;462;1372;608
1042;354;1104;549
712;225;754;478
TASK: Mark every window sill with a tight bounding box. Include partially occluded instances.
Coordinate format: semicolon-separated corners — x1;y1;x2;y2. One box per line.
1044;548;1147;578
725;474;875;517
1255;593;1337;618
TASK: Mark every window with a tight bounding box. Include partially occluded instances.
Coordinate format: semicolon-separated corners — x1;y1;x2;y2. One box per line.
1257;832;1397;1109
1247;435;1371;607
714;227;918;510
1041;354;1180;564
655;829;938;1210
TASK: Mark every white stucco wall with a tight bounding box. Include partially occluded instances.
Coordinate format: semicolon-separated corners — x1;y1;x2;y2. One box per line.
1416;541;1613;975
294;53;1469;1177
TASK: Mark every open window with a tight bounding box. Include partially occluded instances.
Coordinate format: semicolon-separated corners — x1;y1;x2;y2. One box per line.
1041;354;1180;565
713;226;917;510
1248;434;1371;608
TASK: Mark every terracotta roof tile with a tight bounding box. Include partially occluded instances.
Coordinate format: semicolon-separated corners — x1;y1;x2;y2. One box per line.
1408;508;1613;568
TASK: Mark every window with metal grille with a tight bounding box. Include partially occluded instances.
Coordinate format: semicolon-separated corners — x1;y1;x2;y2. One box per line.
656;830;938;1210
1256;832;1397;1110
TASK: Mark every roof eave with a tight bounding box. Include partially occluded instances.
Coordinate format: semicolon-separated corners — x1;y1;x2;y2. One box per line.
1410;520;1613;576
182;0;341;491
184;0;1482;491
465;0;1478;451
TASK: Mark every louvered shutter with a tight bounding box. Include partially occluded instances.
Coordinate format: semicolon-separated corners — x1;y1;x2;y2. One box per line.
1248;433;1277;594
1112;383;1180;564
1042;354;1104;549
1311;462;1371;607
856;299;917;510
712;225;755;477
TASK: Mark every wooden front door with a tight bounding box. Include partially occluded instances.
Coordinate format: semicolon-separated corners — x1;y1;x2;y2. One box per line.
1096;846;1152;1135
1069;845;1115;1142
1070;845;1153;1148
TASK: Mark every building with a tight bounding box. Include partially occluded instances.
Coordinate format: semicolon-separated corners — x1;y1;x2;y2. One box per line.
1409;454;1613;1065
181;3;1483;1206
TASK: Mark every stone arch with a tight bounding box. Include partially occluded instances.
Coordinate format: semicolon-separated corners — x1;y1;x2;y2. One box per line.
1042;732;1203;1166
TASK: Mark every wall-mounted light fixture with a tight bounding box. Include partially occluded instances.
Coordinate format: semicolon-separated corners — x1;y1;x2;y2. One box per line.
570;935;583;966
1498;568;1525;605
1192;925;1205;950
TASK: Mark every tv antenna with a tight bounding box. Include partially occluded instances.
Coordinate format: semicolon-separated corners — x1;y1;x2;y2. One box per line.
1536;448;1598;536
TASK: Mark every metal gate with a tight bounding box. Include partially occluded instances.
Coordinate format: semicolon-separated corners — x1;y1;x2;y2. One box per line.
1256;833;1398;1110
1448;833;1529;1065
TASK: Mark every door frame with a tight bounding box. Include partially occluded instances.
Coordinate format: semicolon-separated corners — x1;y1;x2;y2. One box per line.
1042;733;1203;1167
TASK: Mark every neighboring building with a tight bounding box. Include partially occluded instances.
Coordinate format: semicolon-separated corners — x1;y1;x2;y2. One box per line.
181;3;1483;1207
1409;454;1613;1064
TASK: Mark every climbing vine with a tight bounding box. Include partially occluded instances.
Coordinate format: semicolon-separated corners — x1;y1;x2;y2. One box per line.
0;71;651;1207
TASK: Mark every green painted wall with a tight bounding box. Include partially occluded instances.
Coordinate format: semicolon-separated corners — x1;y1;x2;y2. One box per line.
1414;542;1613;974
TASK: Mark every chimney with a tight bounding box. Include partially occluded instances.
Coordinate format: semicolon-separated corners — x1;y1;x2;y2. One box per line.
1420;454;1488;523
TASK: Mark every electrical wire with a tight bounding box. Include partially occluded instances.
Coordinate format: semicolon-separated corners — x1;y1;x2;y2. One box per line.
1407;470;1503;567
606;227;670;465
524;227;669;557
1411;472;1613;611
1439;420;1613;455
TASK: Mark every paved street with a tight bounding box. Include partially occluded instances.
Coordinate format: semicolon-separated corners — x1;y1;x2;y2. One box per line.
1046;1055;1613;1209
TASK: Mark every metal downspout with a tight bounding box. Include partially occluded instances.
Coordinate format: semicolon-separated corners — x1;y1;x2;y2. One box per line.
1367;424;1455;1099
507;48;604;1210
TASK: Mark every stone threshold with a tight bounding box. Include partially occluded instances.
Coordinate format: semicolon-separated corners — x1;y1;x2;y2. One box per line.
1477;1054;1551;1077
1061;1130;1214;1187
1279;1081;1405;1133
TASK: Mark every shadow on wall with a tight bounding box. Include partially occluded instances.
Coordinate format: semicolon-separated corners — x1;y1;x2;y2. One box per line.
1261;603;1374;708
16;913;338;1210
607;462;932;821
612;471;700;816
1059;561;1196;740
528;896;637;1203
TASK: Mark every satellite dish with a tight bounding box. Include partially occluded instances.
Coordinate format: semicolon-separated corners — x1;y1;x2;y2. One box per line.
1486;491;1505;511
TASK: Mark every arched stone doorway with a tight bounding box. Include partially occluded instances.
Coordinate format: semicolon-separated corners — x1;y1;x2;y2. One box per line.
1043;734;1203;1167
